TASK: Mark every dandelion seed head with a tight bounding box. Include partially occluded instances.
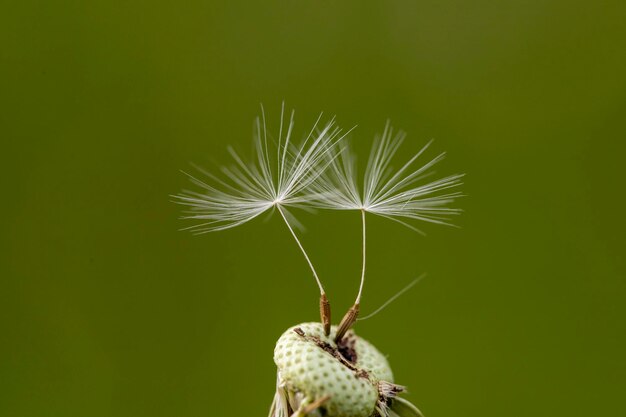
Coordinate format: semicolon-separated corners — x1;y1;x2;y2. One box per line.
175;108;455;417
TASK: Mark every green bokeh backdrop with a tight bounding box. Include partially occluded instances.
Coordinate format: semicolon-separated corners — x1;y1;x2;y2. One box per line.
2;1;625;416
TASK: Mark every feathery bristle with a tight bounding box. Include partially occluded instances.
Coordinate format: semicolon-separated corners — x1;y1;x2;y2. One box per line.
172;105;346;233
310;120;463;232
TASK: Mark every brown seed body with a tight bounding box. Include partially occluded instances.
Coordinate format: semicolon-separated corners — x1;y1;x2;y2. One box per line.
320;293;332;336
335;303;360;343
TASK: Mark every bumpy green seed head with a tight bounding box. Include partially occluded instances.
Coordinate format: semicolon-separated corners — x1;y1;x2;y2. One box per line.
274;322;396;417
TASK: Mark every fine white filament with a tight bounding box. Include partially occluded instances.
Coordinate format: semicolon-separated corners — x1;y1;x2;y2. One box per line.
358;274;427;321
277;204;325;295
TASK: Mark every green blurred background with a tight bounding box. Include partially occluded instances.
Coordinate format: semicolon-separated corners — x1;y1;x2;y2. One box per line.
2;1;625;416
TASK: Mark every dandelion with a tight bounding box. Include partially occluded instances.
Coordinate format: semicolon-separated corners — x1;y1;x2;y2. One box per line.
173;104;347;332
309;121;464;342
174;107;462;417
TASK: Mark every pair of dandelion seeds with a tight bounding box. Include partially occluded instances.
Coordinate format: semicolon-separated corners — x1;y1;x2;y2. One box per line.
174;105;462;417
